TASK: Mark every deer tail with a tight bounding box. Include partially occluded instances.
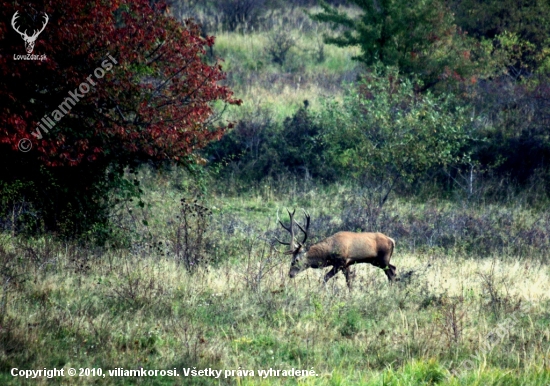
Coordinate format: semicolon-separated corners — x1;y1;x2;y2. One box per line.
388;237;395;260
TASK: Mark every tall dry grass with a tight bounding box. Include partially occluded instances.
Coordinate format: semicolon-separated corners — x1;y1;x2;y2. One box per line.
1;172;550;385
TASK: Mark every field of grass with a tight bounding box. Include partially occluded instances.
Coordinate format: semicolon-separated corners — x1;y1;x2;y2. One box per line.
1;170;550;385
209;9;361;122
2;5;550;385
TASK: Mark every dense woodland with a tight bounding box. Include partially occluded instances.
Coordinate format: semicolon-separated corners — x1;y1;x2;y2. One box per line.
1;0;550;384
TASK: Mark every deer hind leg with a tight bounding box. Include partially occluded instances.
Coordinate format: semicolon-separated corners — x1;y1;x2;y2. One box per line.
377;260;396;282
385;264;397;283
375;255;396;283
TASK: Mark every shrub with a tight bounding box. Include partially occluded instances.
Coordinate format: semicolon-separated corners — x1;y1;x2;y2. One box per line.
205;101;329;181
0;0;240;238
317;67;476;205
266;29;296;65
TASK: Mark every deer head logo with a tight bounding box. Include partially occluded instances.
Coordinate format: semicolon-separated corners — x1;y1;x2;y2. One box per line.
11;11;49;54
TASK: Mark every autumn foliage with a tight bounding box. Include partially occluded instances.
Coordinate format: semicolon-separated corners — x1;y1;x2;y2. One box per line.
0;0;240;235
0;0;240;166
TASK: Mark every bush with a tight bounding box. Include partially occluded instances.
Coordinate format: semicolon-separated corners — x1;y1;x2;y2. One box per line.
466;74;550;192
317;68;476;204
266;28;296;65
173;198;213;273
205;101;330;182
0;0;239;238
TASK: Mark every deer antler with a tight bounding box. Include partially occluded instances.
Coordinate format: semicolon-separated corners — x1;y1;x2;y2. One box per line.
275;208;311;254
293;209;310;247
274;208;291;246
275;208;301;254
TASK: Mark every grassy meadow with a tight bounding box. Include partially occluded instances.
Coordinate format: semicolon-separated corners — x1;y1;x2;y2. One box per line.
209;8;362;121
2;4;550;386
1;170;550;385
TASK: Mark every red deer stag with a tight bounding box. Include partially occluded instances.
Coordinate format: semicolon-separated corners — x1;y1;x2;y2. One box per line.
275;209;396;289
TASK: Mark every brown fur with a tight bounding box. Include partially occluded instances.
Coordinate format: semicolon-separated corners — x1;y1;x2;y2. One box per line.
289;232;396;289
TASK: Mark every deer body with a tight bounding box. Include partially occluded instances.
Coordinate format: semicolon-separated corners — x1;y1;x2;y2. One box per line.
277;210;396;289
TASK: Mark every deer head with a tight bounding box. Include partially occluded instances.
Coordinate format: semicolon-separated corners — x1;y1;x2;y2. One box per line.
275;209;310;277
12;11;49;54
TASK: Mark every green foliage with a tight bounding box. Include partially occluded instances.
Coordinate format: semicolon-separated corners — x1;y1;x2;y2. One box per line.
473;111;550;190
317;68;475;203
0;1;239;239
0;180;40;235
270;102;327;178
450;0;550;56
461;32;550;191
379;359;448;385
206;102;328;181
311;0;478;88
266;28;297;66
0;158;118;239
475;31;550;78
338;307;361;337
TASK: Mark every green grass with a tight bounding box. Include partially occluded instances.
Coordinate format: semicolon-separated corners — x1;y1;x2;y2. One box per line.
1;172;550;385
2;5;550;385
212;18;361;122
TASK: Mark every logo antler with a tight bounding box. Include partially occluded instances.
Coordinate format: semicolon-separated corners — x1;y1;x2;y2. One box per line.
12;11;49;54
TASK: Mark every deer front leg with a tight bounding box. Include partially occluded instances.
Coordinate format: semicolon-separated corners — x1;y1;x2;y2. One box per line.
323;266;339;283
343;266;356;290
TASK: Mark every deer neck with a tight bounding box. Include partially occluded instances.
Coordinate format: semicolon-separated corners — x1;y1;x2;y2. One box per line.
303;246;331;268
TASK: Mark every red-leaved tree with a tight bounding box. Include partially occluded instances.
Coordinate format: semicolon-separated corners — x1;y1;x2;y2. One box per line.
0;0;241;236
